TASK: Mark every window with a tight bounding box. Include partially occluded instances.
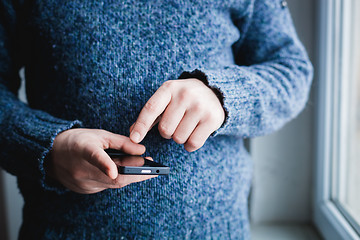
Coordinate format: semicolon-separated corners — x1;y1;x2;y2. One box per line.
336;0;360;231
315;0;360;239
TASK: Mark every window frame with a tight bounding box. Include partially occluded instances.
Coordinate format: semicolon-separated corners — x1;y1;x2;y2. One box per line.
314;0;360;239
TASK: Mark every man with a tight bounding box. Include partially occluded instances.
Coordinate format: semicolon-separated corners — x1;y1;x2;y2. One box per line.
0;0;312;239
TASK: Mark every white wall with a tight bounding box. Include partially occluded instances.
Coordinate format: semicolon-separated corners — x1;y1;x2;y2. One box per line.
1;173;23;240
251;0;316;223
0;69;26;240
0;171;8;240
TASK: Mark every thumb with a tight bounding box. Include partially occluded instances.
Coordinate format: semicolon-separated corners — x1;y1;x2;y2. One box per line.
85;146;119;180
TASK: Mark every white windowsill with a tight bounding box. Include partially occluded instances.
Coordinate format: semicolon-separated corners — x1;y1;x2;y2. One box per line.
251;223;322;240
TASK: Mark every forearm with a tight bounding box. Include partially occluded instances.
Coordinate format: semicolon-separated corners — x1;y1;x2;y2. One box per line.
0;84;82;192
178;0;313;138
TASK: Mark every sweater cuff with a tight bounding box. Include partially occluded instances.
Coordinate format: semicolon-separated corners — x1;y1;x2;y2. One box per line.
40;120;82;194
12;115;82;194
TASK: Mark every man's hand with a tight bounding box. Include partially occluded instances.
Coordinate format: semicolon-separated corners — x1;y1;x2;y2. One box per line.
130;78;225;152
47;129;156;194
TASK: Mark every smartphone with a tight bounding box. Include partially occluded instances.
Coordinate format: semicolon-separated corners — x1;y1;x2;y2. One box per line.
105;149;170;175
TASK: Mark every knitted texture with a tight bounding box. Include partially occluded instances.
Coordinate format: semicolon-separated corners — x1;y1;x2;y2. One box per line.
0;0;313;239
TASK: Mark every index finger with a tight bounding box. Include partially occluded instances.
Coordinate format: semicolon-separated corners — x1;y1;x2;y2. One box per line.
130;86;171;143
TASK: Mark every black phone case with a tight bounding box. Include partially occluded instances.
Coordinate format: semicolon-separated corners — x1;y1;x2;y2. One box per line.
118;162;170;175
105;149;170;175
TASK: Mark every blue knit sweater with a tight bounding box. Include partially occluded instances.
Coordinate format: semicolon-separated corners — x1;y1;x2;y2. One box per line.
0;0;313;239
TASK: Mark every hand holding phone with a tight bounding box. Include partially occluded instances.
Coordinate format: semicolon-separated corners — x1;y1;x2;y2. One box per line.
48;129;151;194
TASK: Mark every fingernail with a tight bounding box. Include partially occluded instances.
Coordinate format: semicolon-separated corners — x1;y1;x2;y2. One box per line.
130;131;141;143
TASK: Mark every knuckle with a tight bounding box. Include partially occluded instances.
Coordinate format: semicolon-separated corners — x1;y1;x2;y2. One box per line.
134;120;148;132
205;113;222;128
97;129;108;135
102;165;112;175
178;91;187;102
158;123;172;138
144;100;159;113
186;138;203;150
203;112;215;124
90;150;101;162
191;101;205;114
178;88;194;101
172;134;186;144
162;80;175;89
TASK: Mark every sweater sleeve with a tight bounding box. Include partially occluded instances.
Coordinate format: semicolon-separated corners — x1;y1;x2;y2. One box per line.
178;0;313;138
0;1;82;193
